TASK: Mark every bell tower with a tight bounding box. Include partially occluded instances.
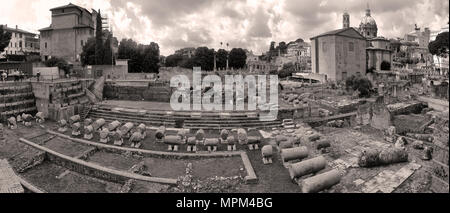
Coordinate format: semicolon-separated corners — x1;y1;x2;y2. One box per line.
343;12;350;28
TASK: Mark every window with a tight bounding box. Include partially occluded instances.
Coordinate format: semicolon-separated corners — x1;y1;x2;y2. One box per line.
349;42;354;52
19;33;22;38
322;42;327;52
19;41;22;48
45;42;47;49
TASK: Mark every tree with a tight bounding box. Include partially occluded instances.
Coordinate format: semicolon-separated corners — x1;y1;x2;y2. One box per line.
0;25;12;53
345;75;373;98
80;38;96;65
45;57;70;74
95;11;104;65
228;48;247;69
192;47;214;71
142;42;160;73
103;33;114;65
165;54;183;67
429;31;449;68
278;62;295;79
216;49;228;69
380;61;391;70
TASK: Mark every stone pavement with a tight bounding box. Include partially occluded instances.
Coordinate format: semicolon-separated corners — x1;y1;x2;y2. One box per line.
361;163;421;193
0;159;24;193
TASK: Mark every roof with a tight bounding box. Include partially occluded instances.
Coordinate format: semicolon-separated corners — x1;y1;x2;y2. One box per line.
310;27;366;40
50;3;92;15
1;25;37;35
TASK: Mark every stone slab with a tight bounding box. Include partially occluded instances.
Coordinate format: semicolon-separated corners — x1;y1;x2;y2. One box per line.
0;159;24;193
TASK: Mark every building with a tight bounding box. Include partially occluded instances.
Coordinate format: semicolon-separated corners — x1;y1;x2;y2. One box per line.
367;36;392;70
39;3;98;63
0;25;40;59
343;12;350;29
175;47;196;58
430;23;449;74
310;27;367;82
358;4;378;39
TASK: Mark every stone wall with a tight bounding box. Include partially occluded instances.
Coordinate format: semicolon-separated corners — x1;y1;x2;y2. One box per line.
104;82;174;102
370;96;392;130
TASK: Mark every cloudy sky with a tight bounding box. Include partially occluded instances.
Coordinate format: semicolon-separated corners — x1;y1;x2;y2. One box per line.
1;0;448;55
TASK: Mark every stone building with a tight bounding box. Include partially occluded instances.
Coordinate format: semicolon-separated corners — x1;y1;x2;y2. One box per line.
367;36;392;70
175;47;196;58
0;25;40;58
358;4;378;39
39;3;98;63
310;27;367;82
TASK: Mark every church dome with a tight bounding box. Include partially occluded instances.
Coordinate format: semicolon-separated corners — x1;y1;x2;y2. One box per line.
361;15;377;26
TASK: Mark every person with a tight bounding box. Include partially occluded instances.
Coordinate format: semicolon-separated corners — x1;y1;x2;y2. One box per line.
1;71;7;82
36;71;40;82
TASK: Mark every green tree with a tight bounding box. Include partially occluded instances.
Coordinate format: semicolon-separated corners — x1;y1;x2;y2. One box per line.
95;11;104;65
0;25;12;53
228;48;247;69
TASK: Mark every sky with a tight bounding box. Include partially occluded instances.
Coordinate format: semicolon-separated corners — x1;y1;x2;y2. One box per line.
0;0;448;56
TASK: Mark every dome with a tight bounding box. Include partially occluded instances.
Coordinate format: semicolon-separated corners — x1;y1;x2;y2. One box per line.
360;15;377;26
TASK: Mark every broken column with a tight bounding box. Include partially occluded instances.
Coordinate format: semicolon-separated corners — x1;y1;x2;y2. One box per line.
247;136;261;150
92;118;105;132
187;136;197;152
119;122;134;139
301;169;342;193
195;129;205;144
220;129;229;143
164;135;183;151
23;114;33;127
358;148;408;167
7;117;17;130
137;123;147;139
237;128;248;144
69;115;80;126
261;145;273;164
84;118;93;127
71;122;81;136
108;120;121;132
58;119;68;132
155;126;166;143
288;156;327;180
129;131;144;148
112;131;124;146
35;112;45;123
204;138;219;152
99;128;110;143
83;125;94;140
226;135;237;151
281;146;309;164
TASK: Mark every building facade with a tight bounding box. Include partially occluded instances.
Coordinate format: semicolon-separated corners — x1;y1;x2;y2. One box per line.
39;3;97;63
0;25;40;59
310;28;367;82
367;37;392;70
175;47;196;58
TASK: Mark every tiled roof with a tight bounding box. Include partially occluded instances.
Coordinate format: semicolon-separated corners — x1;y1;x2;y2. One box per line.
310;27;365;40
1;25;37;35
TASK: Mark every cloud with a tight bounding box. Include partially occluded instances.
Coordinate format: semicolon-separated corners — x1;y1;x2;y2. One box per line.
1;0;448;55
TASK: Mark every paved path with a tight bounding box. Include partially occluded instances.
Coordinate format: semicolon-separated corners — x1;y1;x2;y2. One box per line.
0;159;24;193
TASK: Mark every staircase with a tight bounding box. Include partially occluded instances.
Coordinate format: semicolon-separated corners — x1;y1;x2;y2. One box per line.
80;104;92;120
